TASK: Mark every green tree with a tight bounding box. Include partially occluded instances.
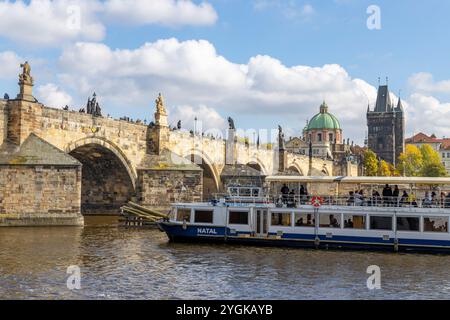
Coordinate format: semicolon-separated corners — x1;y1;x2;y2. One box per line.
363;150;378;176
397;145;423;177
419;145;447;177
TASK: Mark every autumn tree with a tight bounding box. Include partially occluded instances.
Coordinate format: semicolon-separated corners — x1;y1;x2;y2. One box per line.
420;145;447;177
363;150;378;176
397;144;447;177
378;160;393;177
397;145;423;177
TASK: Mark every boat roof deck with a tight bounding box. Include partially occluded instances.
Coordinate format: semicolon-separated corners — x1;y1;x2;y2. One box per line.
266;176;450;185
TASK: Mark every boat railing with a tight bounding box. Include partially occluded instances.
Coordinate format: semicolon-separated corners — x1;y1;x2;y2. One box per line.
271;195;450;210
208;192;450;210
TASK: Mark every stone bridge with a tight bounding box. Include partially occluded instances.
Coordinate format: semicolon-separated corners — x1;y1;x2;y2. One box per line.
0;65;332;224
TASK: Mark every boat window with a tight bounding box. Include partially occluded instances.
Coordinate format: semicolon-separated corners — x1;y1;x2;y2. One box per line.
194;210;214;224
176;208;191;222
370;216;393;231
319;213;341;228
343;214;366;229
240;188;251;197
424;217;448;233
229;211;249;225
271;212;292;227
294;213;315;227
397;217;420;232
229;188;239;196
252;189;260;197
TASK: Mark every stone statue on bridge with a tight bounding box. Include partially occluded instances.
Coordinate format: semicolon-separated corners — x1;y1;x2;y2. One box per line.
278;125;285;151
155;93;166;114
86;92;102;117
228;117;235;130
19;61;33;84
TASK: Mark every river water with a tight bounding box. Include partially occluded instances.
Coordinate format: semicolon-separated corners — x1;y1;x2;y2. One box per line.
0;216;449;300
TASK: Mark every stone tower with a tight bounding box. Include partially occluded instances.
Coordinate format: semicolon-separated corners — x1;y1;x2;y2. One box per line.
367;84;405;167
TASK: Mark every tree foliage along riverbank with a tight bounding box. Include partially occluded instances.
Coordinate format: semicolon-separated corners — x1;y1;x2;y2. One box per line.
363;145;447;177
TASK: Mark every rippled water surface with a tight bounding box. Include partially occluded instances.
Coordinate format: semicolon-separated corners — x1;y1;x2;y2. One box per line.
0;216;449;300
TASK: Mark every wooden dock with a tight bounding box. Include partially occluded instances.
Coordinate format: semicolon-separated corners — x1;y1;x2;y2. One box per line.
120;202;169;227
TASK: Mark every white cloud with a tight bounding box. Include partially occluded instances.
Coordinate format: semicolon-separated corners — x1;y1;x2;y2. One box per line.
406;93;450;138
0;0;105;46
253;1;314;20
408;72;450;94
0;51;22;79
54;38;378;142
36;83;73;108
0;0;218;46
168;104;227;132
103;0;218;27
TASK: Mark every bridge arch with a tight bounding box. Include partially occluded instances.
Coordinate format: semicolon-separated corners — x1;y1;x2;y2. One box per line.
287;164;305;176
286;159;306;176
66;137;136;214
246;158;269;176
185;150;221;201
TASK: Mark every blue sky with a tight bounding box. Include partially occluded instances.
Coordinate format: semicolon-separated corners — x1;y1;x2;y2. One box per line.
1;0;450;143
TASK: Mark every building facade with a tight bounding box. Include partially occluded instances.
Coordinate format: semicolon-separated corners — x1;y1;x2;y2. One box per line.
367;84;405;166
405;132;450;174
285;101;360;176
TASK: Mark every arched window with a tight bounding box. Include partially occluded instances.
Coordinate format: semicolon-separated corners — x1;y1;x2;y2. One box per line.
317;133;322;142
329;133;334;142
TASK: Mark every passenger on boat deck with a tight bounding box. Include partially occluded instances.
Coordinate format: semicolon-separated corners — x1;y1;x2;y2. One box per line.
329;214;339;228
296;217;304;226
423;192;433;208
439;192;446;207
371;190;381;206
408;193;419;207
347;191;355;206
382;184;393;207
393;185;400;206
355;190;364;206
300;185;307;204
306;214;313;226
288;190;296;208
400;191;409;206
445;192;450;208
281;184;290;204
344;219;354;228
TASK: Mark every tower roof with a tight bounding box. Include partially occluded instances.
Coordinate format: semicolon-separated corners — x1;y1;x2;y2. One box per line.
396;97;404;112
374;85;393;112
307;102;341;131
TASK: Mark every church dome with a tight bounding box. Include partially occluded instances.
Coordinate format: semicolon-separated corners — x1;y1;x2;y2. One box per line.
307;102;341;131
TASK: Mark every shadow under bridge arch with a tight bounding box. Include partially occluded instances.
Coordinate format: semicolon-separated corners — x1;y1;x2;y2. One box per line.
66;137;136;215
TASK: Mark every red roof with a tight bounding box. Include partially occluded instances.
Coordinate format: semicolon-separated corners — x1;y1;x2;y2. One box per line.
406;132;450;150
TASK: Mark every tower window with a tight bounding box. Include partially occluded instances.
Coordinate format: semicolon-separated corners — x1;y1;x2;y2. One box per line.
318;133;322;142
329;133;334;142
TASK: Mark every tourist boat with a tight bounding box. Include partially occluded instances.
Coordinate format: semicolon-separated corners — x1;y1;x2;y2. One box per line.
157;176;450;253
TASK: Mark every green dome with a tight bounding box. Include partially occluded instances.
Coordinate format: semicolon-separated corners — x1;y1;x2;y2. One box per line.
307;102;341;131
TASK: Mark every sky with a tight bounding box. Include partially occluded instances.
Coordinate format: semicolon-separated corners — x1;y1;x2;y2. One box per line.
1;0;450;144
